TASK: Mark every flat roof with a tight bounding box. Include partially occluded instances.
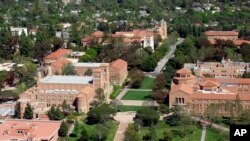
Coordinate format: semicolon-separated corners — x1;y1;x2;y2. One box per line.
74;63;109;67
40;75;93;84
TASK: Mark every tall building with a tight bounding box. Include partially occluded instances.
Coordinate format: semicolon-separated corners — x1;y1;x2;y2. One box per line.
169;68;250;116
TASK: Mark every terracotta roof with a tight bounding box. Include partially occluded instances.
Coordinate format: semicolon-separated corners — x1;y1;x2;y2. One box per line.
170;83;193;95
233;40;250;46
45;48;72;60
200;80;219;87
190;94;250;101
176;68;192;74
0;120;61;140
92;31;104;38
51;57;70;70
205;31;239;36
110;59;127;69
203;78;250;85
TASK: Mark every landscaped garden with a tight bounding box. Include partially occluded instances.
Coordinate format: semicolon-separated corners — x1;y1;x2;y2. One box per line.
68;121;118;141
206;127;229;141
109;85;122;99
139;76;155;89
121;90;152;100
117;105;144;112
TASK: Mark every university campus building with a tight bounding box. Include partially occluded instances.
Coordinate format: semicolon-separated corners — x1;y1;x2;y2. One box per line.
0;120;61;141
81;20;168;51
169;68;250;116
18;49;128;119
184;58;250;78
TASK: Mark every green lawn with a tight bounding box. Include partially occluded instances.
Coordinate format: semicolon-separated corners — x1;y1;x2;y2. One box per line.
121;90;152;100
138;122;202;141
139;76;155;89
110;85;122;99
67;121;118;141
206;127;229;141
117;105;144;112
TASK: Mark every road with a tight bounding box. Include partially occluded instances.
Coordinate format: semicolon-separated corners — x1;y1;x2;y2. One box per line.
153;38;184;74
201;125;207;141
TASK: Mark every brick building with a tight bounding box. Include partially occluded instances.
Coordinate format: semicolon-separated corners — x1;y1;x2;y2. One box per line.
81;20;168;51
205;31;239;41
169;68;250;116
0;120;61;141
184;58;250;78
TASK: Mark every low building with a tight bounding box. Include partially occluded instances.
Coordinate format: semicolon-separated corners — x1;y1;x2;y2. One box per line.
0;63;24;71
81;20;168;51
44;48;72;65
205;30;239;41
0;120;61;141
10;27;28;36
184;58;250;78
169;68;250;116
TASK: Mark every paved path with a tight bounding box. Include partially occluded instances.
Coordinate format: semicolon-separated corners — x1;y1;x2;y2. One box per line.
119;100;159;106
113;112;136;141
153;38;184;73
116;88;129;100
200;125;207;141
192;117;229;132
113;122;129;141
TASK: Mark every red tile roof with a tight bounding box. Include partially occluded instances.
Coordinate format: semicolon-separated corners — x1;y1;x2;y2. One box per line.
190;94;250;101
205;31;239;36
233;40;250;46
200;80;219;87
203;78;250;85
0;120;61;140
170;83;193;95
45;48;72;60
92;31;104;38
51;57;70;70
110;59;127;69
176;68;192;74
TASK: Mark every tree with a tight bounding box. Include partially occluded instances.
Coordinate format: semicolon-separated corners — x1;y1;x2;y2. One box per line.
62;100;72;115
143;127;157;141
48;105;56;120
153;73;166;91
14;102;21;119
23;103;33;119
95;88;105;105
19;32;34;57
0;71;8;91
124;125;141;141
51;37;64;51
87;104;116;124
59;121;69;137
152;90;166;104
129;68;145;88
86;48;97;57
160;131;173;141
92;124;108;141
135;108;159;126
54;107;65;120
78;126;88;141
142;56;157;72
166;106;192;126
243;72;250;78
62;63;77;75
240;43;250;62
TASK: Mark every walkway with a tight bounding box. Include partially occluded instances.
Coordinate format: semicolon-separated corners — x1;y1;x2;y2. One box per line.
113;122;129;141
192;117;229;132
119;100;159;106
153;38;184;73
200;125;207;141
113;112;136;141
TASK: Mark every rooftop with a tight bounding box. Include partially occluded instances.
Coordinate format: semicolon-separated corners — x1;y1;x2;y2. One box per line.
205;30;239;36
111;59;127;69
0;120;61;140
40;75;93;84
45;48;72;60
74;62;109;67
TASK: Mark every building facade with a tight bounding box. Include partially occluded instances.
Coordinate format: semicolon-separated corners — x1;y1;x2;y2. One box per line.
169;68;250;116
184;58;250;78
